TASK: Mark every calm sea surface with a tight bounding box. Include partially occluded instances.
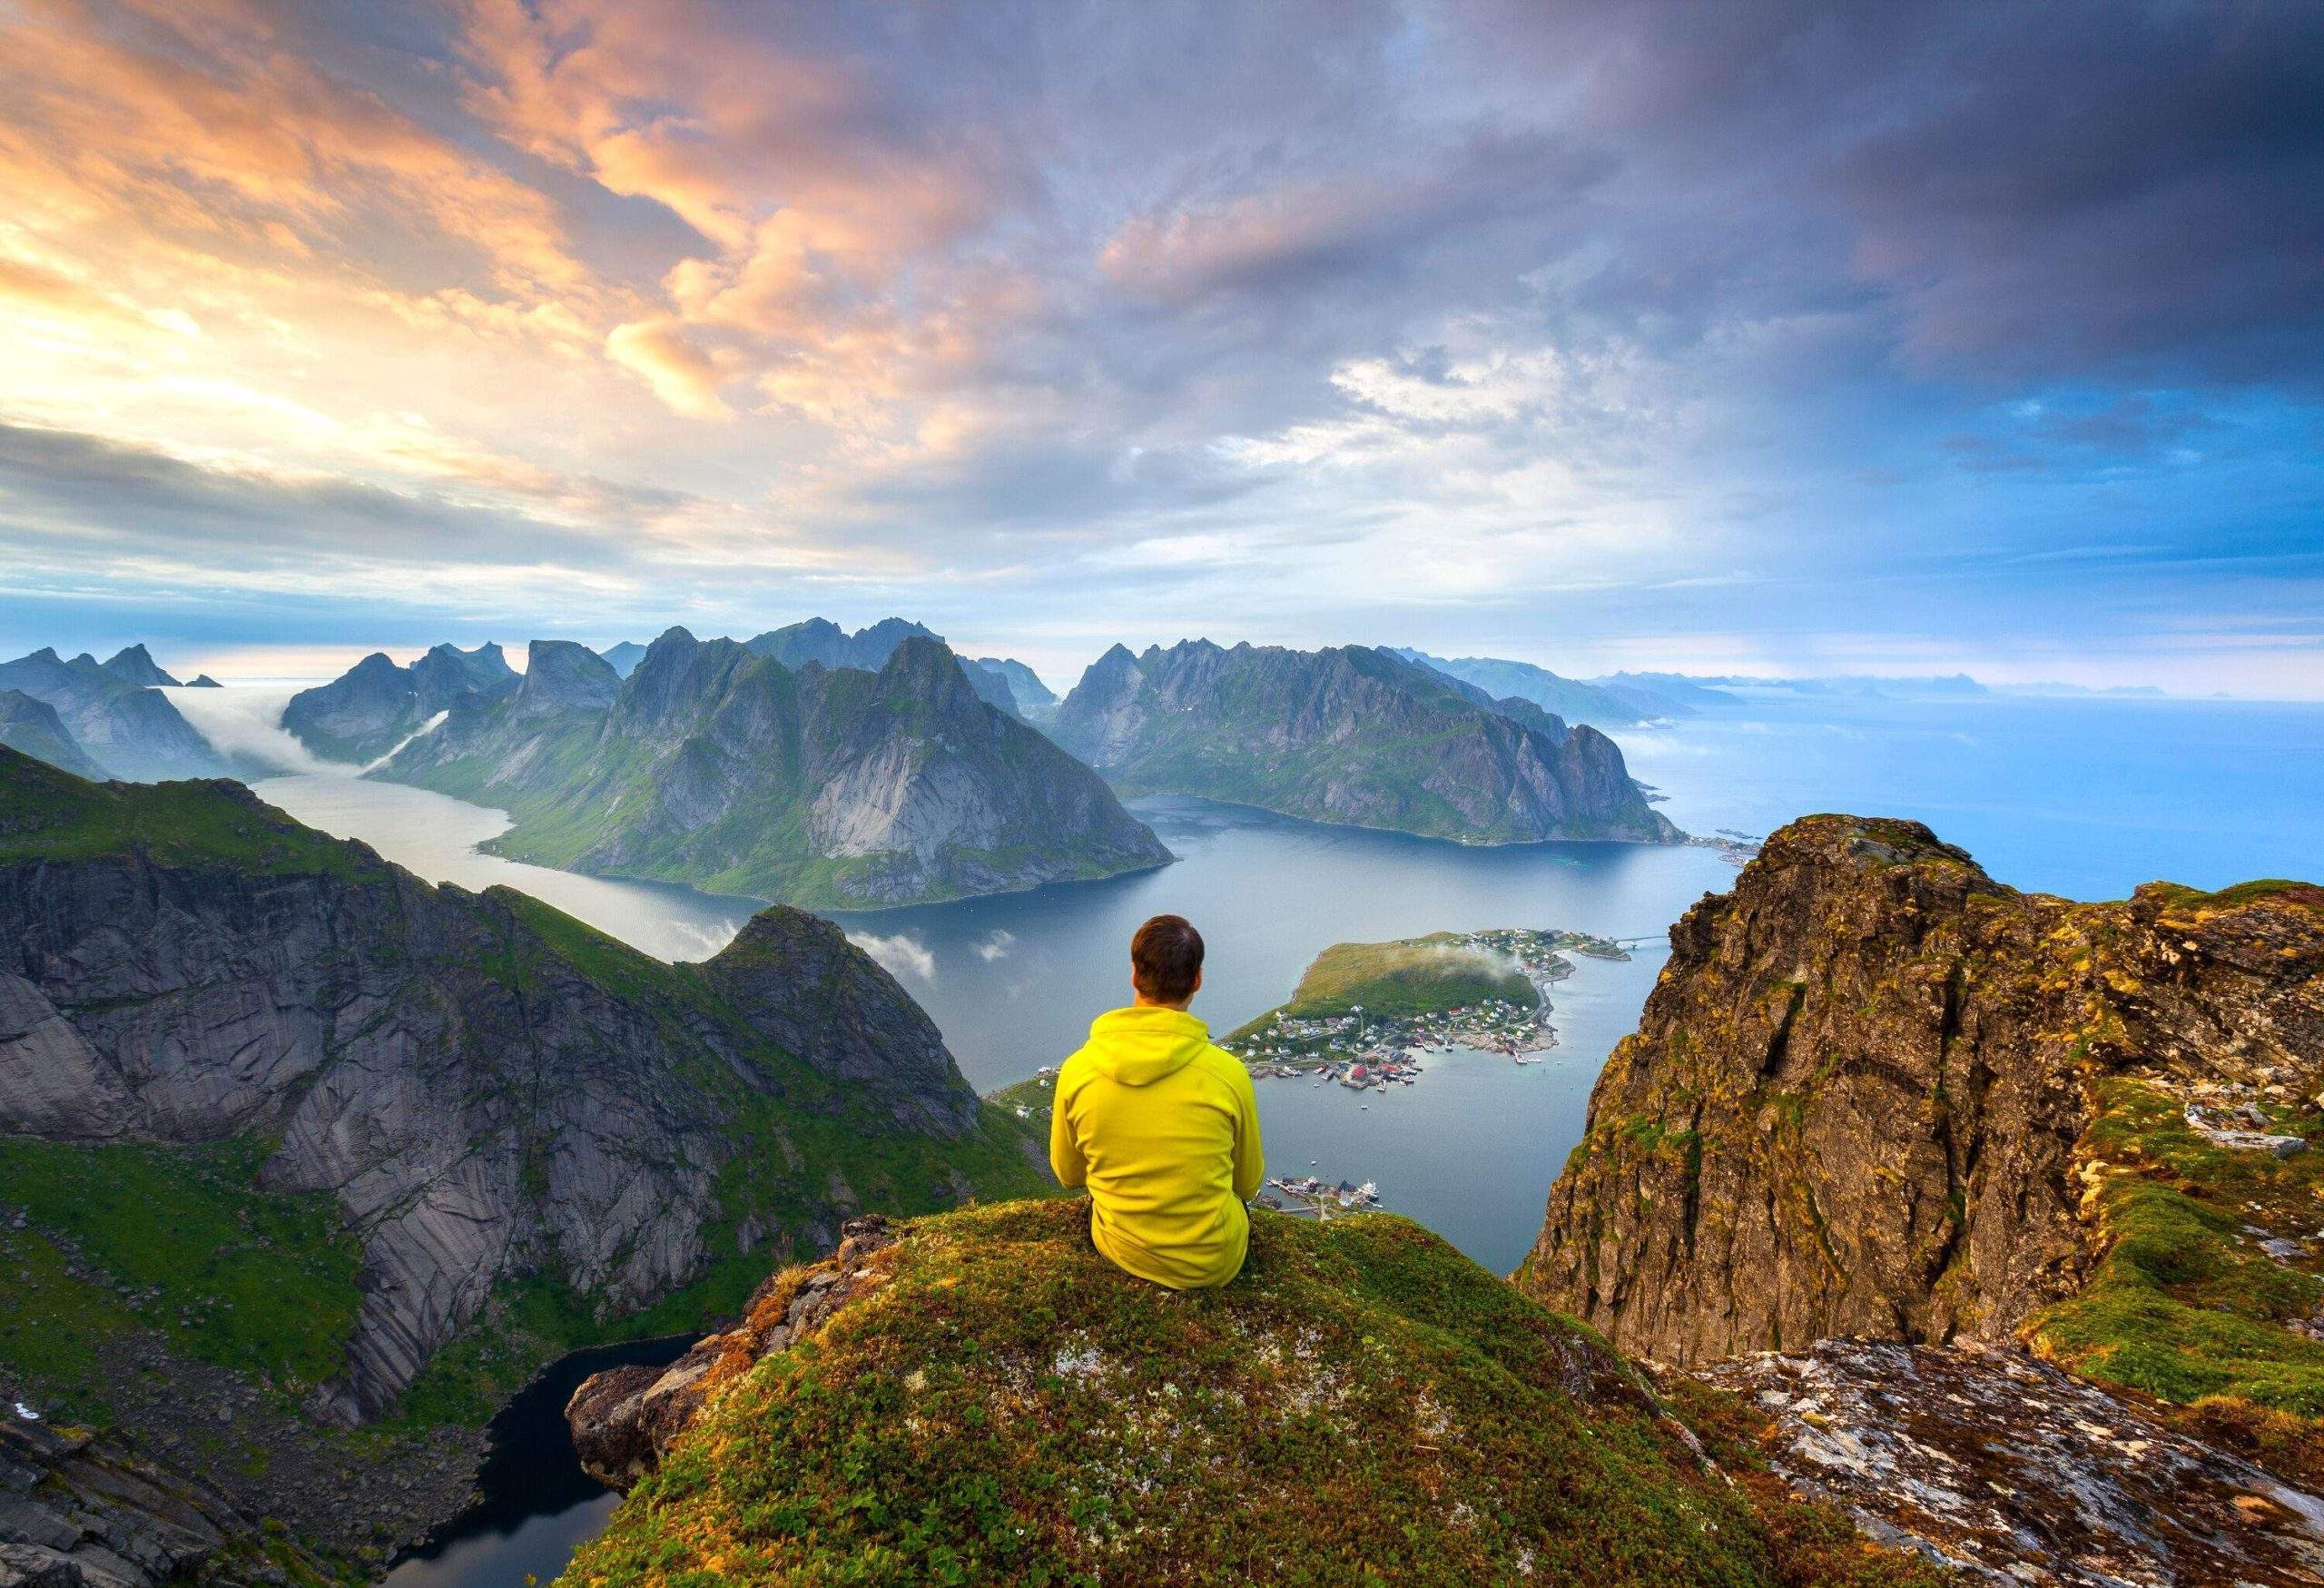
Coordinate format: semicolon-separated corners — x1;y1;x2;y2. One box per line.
162;684;2323;1586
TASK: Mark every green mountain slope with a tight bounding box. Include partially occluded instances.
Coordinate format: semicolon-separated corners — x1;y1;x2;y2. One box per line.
1053;639;1678;843
379;629;1171;908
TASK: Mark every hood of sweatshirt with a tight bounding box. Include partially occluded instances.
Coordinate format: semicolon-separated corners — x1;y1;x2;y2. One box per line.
1080;1006;1212;1085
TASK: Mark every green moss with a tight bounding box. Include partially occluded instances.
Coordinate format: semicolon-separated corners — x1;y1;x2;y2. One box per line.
563;1199;1917;1588
0;1136;362;1395
0;749;387;882
2148;879;2324;912
2029;1079;2324;1415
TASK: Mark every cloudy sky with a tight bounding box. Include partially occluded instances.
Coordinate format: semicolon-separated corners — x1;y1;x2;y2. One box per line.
1;0;2319;692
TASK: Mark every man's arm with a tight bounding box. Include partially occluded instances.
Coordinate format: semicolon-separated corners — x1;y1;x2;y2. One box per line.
1230;1068;1265;1202
1049;1073;1088;1189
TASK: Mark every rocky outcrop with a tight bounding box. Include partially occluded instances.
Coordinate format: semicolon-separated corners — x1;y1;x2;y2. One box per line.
1052;638;1678;843
562;1198;1939;1586
0;691;103;780
0;1416;333;1587
507;639;618;720
281;643;515;764
379;631;1171;909
0;649;222;782
569;1214;901;1490
0;746;1041;1425
1521;814;2324;1366
1697;1340;2324;1587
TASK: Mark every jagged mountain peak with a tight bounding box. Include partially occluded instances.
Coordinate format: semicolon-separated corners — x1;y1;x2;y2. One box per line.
100;644;181;687
516;639;619;716
874;633;982;712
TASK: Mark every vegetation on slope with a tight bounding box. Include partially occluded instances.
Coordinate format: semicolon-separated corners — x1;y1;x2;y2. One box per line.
2028;1077;2324;1415
561;1198;1945;1587
384;635;1167;910
0;745;1049;1433
0;747;387;881
0;1138;362;1415
1291;933;1534;1020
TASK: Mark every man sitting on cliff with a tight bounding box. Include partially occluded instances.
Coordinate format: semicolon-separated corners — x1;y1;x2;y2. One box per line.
1049;914;1265;1288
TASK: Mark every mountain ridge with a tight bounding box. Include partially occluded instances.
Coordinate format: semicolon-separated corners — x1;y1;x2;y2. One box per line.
375;630;1171;908
1052;637;1679;843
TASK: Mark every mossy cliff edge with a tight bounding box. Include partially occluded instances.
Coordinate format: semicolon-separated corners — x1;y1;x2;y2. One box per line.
562;1199;1937;1587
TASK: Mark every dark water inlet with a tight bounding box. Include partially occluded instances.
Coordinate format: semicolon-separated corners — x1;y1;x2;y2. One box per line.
381;1334;693;1588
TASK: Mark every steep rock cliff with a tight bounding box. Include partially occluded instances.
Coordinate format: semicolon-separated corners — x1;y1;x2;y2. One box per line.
1522;814;2324;1371
0;745;1044;1427
1052;638;1677;843
379;631;1170;908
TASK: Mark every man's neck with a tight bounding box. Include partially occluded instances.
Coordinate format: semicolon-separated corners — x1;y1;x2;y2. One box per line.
1132;998;1194;1012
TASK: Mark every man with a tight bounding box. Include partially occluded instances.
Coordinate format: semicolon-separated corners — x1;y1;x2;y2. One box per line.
1049;913;1265;1288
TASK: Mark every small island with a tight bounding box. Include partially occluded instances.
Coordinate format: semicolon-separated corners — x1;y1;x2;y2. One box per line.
1224;928;1629;1077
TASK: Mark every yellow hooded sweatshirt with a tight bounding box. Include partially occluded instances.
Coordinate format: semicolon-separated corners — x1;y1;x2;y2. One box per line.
1049;1005;1265;1290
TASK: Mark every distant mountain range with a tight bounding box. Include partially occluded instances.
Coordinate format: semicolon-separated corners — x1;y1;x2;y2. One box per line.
1052;639;1679;843
281;641;517;763
0;645;223;780
375;629;1169;907
1392;649;1718;726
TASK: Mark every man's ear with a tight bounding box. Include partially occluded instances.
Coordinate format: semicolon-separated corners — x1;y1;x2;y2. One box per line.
1191;968;1204;996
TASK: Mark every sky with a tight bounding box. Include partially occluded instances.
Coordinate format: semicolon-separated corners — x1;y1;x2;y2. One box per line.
0;0;2319;694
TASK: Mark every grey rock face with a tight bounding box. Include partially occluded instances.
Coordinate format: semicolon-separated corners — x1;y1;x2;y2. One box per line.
0;1417;330;1587
968;656;1056;711
743;616;937;672
1698;1341;2324;1587
1052;639;1678;843
98;646;181;690
0;754;1015;1424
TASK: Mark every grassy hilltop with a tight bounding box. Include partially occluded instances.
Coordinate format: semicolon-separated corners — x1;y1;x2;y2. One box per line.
560;1198;1942;1587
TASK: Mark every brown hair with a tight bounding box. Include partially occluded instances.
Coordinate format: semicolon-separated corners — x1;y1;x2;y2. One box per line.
1131;913;1204;1004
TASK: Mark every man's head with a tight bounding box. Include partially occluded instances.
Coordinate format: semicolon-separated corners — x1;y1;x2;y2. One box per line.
1130;913;1204;1009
